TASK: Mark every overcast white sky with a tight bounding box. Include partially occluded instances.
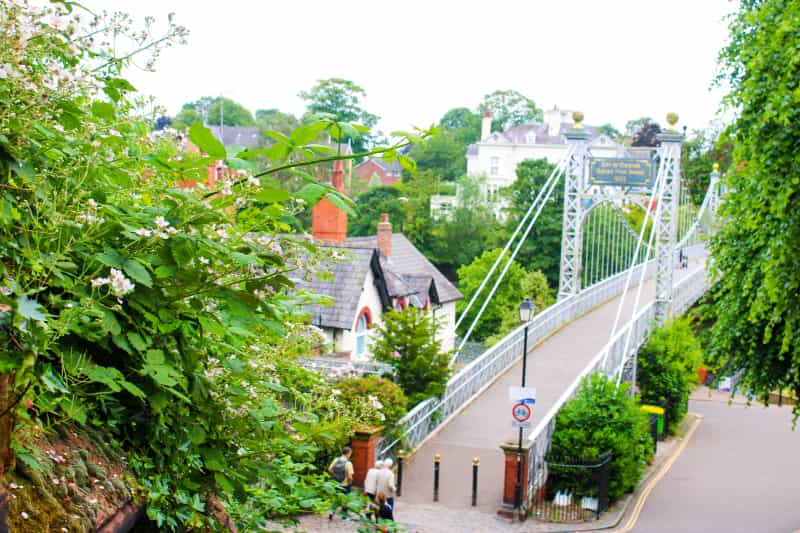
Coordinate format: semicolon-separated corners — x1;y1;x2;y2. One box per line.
87;0;736;135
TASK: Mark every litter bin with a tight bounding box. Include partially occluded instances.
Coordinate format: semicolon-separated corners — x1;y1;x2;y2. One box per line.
640;405;665;439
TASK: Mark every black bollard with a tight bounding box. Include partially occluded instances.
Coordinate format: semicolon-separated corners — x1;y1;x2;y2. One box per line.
433;453;441;502
397;450;404;497
471;457;479;507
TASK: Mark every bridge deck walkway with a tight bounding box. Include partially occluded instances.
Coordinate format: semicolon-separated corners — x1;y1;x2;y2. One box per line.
397;260;705;513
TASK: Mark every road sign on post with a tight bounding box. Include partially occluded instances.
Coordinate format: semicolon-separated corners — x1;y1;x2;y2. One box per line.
509;386;536;405
511;402;532;429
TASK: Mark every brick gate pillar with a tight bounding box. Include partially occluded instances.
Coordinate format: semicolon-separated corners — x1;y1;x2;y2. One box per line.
350;425;383;488
499;439;534;515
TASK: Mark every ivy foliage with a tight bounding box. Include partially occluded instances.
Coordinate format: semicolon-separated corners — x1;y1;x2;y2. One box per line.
637;318;701;432
707;0;800;417
550;374;652;501
371;308;451;405
0;2;423;529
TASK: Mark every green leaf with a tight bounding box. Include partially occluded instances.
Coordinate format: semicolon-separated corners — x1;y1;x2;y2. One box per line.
290;121;328;145
254;187;291;204
188;425;207;445
214;472;235;494
42;366;69;393
170;237;195;267
126;331;149;352
225;157;256;172
120;380;146;398
91;101;115;120
201;447;227;471
84;365;125;392
189;123;226;159
123;259;152;288
141;349;183;388
231;252;259;266
10;159;34;179
294;183;327;206
16;295;46;322
199;315;225;336
324;192;356;216
96;248;125;269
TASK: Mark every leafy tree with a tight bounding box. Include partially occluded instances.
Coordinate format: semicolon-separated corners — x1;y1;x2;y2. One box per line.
335;375;408;427
406;130;466;181
497;158;563;286
456;248;528;342
348;186;406;237
255;108;300;137
549;374;652;501
478;89;543;132
371;309;451;405
707;0;800;416
485;270;555;346
637;318;701;432
154;115;172;131
597;123;622;141
173;96;256;130
299;78;379;153
624;117;654;139
439;107;482;144
631;120;662;147
681;126;733;206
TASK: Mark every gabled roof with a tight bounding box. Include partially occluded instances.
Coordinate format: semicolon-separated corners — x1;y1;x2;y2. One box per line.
346;233;463;304
355;157;402;175
293;245;388;330
469;122;623;148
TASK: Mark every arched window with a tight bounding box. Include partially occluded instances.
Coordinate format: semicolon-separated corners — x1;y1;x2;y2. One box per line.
354;307;372;357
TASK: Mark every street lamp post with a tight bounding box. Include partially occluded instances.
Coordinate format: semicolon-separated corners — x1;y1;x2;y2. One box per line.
514;298;536;515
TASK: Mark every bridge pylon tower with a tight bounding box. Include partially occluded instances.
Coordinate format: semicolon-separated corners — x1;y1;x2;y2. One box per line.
558;114;591;299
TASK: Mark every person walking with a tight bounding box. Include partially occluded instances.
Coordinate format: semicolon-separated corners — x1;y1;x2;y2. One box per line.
364;459;383;519
376;458;397;510
327;446;354;520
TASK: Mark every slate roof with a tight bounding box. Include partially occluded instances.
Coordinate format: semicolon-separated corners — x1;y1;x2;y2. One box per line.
346;233;463;304
208;126;264;148
292;245;386;330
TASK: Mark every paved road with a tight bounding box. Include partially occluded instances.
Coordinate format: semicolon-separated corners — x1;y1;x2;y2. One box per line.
631;391;800;533
399;262;705;513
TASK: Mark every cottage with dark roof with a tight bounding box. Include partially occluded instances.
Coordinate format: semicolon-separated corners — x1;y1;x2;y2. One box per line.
294;162;462;361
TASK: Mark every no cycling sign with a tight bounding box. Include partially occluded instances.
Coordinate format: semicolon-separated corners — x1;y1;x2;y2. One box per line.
509;386;536;429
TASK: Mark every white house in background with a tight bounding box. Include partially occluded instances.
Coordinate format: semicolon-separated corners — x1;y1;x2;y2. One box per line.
467;107;627;217
293;162;462;361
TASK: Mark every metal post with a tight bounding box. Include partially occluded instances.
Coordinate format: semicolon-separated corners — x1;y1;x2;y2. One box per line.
515;323;530;514
472;457;479;507
433;453;440;502
397;450;404;497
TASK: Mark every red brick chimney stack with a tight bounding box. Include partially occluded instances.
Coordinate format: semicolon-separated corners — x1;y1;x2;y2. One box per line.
377;213;392;257
311;161;348;243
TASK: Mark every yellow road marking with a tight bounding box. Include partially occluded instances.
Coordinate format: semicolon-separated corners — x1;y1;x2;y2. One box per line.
610;413;703;533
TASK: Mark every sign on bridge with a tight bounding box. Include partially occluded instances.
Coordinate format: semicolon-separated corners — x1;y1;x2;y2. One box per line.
589;158;655;188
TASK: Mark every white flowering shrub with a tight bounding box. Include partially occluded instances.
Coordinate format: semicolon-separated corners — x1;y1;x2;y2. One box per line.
0;1;426;530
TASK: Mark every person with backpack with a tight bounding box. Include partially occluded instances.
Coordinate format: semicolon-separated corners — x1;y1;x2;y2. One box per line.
328;446;354;520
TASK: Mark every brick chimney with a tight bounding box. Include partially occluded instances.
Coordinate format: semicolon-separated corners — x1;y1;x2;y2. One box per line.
481;110;492;140
377;213;392;257
311;160;348;243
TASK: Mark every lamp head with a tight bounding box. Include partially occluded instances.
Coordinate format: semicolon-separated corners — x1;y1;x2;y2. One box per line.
519;298;536;323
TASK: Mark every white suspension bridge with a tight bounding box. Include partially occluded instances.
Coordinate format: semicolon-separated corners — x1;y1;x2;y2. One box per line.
373;112;723;516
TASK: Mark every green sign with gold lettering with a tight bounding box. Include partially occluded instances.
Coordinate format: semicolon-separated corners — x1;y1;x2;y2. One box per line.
589;158;654;187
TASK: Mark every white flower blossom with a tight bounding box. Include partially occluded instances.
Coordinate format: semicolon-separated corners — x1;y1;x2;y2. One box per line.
134;228;152;237
166;226;178;235
253;289;266;299
53;124;65;133
109;268;135;295
157;231;169;240
21;511;29;520
91;277;110;288
247;175;260;187
0;286;10;296
108;129;121;137
154;216;169;229
221;181;233;196
87;198;97;209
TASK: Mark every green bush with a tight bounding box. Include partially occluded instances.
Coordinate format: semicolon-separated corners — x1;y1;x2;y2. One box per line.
335;375;408;428
372;308;451;405
637;317;701;432
549;374;652;501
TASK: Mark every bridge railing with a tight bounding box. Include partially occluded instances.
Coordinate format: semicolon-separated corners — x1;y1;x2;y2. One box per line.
376;260;657;459
524;266;710;512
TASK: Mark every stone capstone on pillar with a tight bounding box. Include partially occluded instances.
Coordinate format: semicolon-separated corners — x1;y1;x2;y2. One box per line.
350;425;383;488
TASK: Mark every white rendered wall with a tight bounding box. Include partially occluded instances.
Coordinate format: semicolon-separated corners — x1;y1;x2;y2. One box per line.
433;301;457;352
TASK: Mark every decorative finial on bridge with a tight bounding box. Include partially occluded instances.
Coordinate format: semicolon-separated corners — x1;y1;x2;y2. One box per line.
666;112;679;131
712;162;720;173
572;111;584;130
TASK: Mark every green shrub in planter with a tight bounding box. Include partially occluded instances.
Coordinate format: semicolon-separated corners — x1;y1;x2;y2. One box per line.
549;374;652;501
637;317;702;432
335;375;408;427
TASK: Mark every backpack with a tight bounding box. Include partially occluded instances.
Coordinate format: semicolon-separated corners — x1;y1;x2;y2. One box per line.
331;458;347;482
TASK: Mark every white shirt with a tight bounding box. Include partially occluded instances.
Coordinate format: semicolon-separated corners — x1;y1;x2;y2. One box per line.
375;467;396;498
364;466;381;495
